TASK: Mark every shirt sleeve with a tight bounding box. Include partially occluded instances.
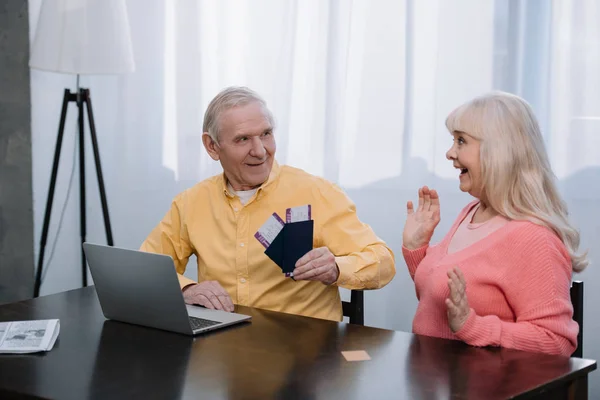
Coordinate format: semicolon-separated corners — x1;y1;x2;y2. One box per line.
454;231;578;356
315;183;396;290
140;192;196;289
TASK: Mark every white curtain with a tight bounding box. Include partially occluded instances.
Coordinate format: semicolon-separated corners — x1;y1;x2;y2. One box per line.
29;0;599;383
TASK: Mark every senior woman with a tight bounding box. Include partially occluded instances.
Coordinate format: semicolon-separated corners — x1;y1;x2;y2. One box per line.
402;91;587;356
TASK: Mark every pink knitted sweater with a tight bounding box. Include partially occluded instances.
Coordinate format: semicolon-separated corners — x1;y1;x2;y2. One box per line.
402;201;578;356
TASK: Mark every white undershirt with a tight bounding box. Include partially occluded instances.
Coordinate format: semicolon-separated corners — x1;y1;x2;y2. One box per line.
227;183;258;205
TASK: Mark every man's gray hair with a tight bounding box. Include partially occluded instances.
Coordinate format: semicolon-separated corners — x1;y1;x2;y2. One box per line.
202;86;274;142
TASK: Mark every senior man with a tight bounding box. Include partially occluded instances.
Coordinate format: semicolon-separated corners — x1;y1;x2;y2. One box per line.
141;86;395;321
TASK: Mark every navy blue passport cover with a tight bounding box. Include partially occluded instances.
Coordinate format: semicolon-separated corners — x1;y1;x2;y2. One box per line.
264;220;314;274
283;220;314;274
264;226;284;269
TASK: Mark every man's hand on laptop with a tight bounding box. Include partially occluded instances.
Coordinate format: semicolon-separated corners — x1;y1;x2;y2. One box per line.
182;281;235;312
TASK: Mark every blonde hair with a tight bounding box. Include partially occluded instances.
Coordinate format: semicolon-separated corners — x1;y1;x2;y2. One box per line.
445;91;588;272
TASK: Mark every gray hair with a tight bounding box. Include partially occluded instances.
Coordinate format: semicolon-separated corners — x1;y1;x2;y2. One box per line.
202;86;274;142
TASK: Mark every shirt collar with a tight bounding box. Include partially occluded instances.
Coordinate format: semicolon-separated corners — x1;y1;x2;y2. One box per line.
221;159;281;198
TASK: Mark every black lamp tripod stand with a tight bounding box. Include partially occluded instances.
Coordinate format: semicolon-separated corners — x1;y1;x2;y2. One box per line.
33;86;114;297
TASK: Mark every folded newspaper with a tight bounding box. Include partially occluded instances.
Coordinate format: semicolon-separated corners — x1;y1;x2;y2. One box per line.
0;319;60;354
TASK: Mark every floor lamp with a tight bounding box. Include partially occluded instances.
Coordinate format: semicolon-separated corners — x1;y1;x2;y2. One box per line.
29;0;135;297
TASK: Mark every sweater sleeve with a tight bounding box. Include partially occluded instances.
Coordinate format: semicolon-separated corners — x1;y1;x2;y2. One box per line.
402;245;429;280
454;228;578;356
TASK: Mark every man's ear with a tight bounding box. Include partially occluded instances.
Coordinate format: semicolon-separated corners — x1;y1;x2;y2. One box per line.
202;133;220;161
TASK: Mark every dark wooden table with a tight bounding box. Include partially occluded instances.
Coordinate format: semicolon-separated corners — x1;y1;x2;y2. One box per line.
0;287;595;399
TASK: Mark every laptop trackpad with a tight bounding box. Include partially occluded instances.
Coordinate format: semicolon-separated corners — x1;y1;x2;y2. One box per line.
185;305;250;324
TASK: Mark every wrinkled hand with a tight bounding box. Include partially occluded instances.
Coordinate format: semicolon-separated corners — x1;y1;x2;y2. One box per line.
445;267;470;333
182;280;234;312
403;186;441;250
293;247;339;285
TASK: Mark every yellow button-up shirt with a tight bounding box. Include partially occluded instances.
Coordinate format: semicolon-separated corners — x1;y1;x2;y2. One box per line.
140;162;395;321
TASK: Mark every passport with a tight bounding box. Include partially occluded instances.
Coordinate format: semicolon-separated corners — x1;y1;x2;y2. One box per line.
258;206;313;278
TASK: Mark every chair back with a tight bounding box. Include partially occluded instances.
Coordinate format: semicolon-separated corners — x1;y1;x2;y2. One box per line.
342;290;364;325
570;281;584;358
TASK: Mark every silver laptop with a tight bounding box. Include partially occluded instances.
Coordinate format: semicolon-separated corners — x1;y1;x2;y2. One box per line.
82;243;251;335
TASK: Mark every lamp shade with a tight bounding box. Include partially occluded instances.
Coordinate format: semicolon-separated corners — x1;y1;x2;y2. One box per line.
30;0;135;74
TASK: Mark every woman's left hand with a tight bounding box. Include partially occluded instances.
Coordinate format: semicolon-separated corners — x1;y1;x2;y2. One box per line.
446;266;471;332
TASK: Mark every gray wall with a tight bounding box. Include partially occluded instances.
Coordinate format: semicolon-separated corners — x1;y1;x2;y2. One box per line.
0;1;34;303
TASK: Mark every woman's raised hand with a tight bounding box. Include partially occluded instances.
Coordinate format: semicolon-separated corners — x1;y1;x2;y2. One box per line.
403;186;441;250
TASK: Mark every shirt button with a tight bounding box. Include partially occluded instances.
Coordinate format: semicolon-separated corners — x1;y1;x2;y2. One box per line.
233;207;238;212
240;243;244;247
240;278;247;284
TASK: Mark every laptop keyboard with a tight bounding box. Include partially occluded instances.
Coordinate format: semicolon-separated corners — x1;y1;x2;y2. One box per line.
189;316;221;331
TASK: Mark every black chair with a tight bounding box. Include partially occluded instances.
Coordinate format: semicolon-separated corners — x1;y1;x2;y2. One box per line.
571;281;584;358
342;290;364;325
